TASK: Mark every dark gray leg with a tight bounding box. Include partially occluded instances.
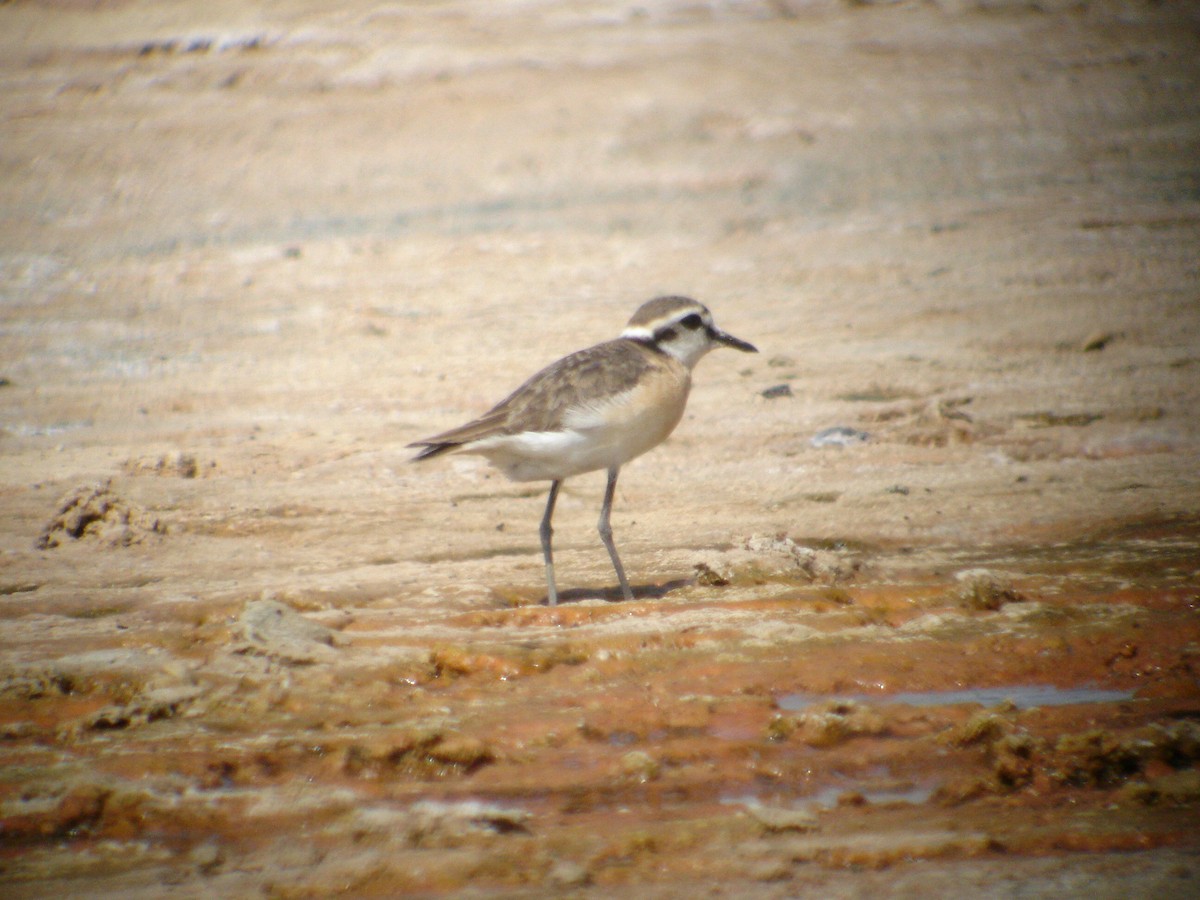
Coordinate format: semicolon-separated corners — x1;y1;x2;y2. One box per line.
540;480;561;605
599;467;633;602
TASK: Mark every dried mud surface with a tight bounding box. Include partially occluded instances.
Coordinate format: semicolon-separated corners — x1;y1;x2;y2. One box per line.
2;1;1200;896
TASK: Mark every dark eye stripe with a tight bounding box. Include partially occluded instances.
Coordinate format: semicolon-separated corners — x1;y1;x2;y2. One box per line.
655;327;678;342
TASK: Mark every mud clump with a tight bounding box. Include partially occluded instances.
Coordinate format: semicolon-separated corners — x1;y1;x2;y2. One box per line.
768;700;887;748
338;730;495;780
948;710;1011;747
1050;729;1143;787
233;599;339;664
619;750;661;783
36;481;166;549
123;450;206;478
1122;769;1200;806
951;569;1026;611
2;785;111;844
695;533;861;588
941;717;1200;802
745;803;820;834
1;783;203;847
81;685;204;733
430;646;526;680
404;800;530;846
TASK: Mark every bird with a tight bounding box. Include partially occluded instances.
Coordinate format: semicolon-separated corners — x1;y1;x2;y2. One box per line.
408;296;758;605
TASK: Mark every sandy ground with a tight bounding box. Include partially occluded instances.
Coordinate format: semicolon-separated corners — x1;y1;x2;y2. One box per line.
2;0;1200;896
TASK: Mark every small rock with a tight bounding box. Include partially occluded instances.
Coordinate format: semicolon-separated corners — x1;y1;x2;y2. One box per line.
953;569;1024;611
620;750;661;782
747;857;793;882
189;842;224;875
745;534;857;583
745;803;819;833
85;685;203;731
761;383;794;399
52;785;110;836
1082;331;1116;352
693;561;731;586
0;721;39;740
429;733;495;771
405;800;531;846
233;600;338;664
547;860;591;888
124;451;201;478
1016;410;1103;428
810;426;869;448
766;714;798;742
695;533;859;588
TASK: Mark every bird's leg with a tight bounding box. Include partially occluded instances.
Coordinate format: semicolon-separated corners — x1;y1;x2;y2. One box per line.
540;480;561;605
599;467;634;602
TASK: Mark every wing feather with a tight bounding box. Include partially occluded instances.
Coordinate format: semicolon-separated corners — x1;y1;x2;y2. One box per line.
408;339;657;458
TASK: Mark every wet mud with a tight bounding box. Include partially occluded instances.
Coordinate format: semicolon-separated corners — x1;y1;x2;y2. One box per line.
2;1;1199;896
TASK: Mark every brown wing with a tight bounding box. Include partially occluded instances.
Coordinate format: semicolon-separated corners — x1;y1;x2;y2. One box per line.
409;339;656;459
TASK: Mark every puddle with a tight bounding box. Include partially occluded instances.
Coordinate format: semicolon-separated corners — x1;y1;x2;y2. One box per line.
801;782;936;809
724;781;936;815
778;684;1135;712
6;420;93;437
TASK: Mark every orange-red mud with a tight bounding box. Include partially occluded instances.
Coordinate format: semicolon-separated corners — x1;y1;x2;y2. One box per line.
3;1;1199;896
3;565;1198;896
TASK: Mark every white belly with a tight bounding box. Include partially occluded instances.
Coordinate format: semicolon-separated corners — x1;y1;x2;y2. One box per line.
470;380;689;482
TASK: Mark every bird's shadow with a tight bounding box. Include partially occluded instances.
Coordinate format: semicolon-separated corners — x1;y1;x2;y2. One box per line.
550;578;692;605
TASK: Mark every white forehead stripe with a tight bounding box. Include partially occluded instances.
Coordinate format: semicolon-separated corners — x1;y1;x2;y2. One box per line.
621;325;655;341
622;309;711;340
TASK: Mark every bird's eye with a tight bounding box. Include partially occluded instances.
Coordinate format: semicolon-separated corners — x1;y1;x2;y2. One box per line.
680;313;704;330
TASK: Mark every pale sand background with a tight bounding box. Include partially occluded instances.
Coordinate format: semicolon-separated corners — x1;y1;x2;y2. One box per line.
2;1;1199;895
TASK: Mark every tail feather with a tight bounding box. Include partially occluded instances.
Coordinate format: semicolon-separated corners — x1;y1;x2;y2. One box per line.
408;409;509;462
409;441;458;462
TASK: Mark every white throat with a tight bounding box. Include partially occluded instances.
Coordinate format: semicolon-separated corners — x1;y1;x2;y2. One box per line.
621;325;714;370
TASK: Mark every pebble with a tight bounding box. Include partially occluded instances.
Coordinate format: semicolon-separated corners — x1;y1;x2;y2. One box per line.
547;860;591;888
810;426;870;448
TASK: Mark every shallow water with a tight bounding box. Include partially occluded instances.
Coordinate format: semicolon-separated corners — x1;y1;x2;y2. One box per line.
778;685;1136;712
803;782;937;809
725;781;937;814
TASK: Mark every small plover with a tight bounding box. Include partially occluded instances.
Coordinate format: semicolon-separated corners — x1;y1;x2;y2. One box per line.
409;296;757;604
